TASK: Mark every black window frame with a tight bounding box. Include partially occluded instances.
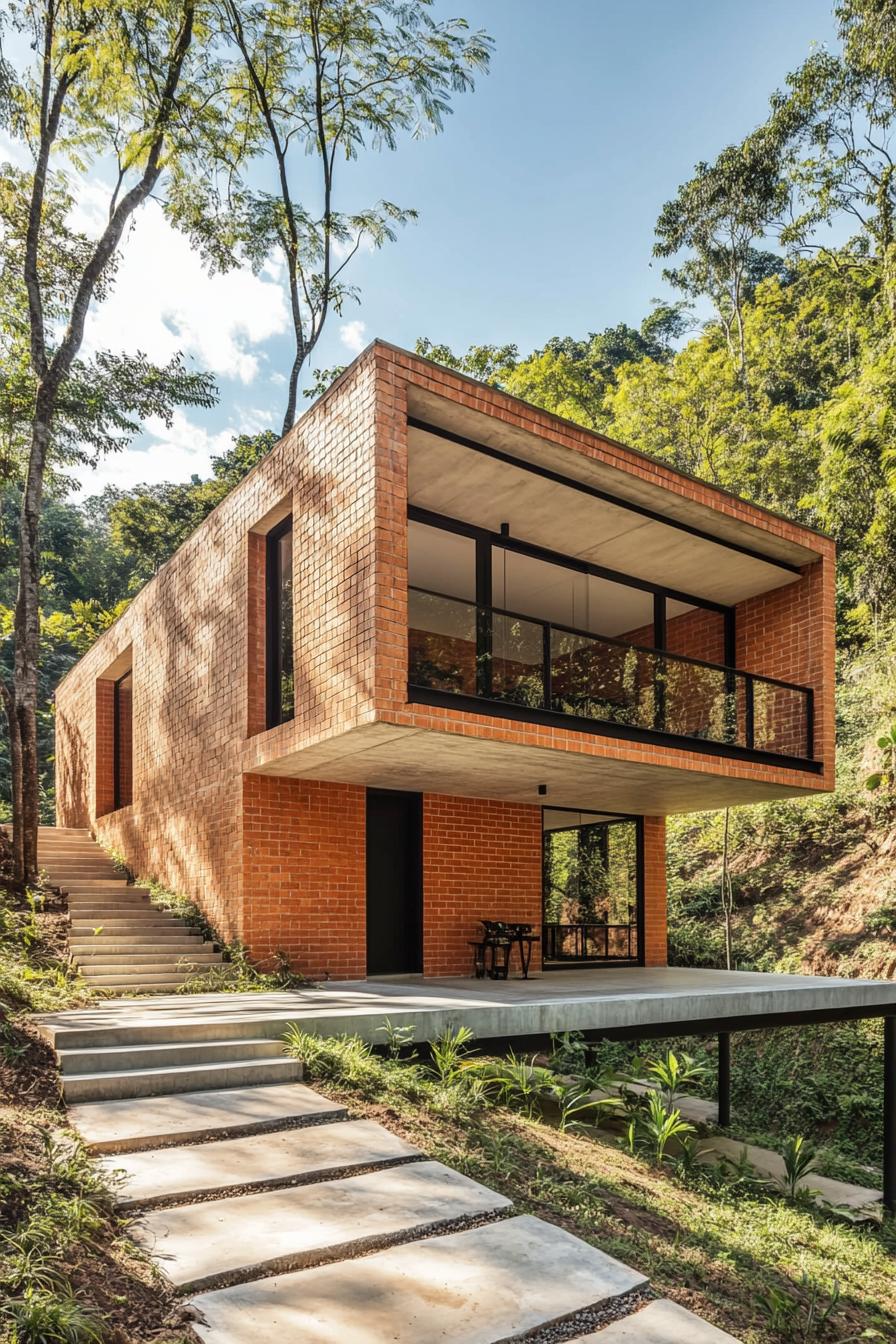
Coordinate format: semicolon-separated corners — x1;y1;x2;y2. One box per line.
265;514;295;730
112;668;133;812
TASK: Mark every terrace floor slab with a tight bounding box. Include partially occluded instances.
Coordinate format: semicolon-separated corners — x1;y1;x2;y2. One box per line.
188;1214;647;1344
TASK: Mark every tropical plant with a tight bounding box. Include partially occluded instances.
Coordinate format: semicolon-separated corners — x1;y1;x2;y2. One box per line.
552;1079;623;1134
626;1090;696;1166
640;1048;711;1107
378;1019;417;1060
779;1134;820;1202
428;1025;474;1083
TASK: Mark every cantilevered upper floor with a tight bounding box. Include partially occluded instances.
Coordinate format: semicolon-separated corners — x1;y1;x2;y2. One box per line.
54;341;835;833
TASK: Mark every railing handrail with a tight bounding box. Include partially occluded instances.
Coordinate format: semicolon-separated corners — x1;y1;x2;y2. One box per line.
408;583;813;700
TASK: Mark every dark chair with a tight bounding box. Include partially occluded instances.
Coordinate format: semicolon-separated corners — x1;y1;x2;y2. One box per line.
478;919;540;979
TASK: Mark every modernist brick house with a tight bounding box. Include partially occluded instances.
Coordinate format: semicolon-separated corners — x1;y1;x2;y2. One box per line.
54;341;835;983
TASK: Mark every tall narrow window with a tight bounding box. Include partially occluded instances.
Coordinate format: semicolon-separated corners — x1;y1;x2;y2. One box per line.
266;516;294;727
112;669;133;810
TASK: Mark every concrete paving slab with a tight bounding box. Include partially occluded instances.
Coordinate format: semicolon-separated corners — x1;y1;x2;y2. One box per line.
136;1160;511;1290
571;1297;741;1341
68;1082;345;1153
698;1137;881;1209
101;1118;421;1206
189;1214;647;1344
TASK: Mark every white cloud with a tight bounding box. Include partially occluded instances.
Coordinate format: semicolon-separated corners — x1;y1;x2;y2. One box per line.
339;319;367;354
80;198;289;384
69;411;237;497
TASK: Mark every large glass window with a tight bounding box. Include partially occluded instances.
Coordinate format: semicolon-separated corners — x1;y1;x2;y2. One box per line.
113;670;133;810
542;811;641;964
266;517;294;728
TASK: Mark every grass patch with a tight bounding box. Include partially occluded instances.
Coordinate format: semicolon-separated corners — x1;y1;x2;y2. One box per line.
285;1030;895;1344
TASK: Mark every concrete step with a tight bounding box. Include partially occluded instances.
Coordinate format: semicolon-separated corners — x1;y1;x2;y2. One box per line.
72;951;221;967
133;1160;511;1291
70;939;208;955
570;1299;742;1342
69;909;178;921
59;1036;279;1076
63;879;145;889
69;1081;340;1153
67;891;152;902
70;918;189;932
69;936;206;951
100;1118;421;1208
38;826;90;835
76;968;219;985
61;1054;304;1103
189;1214;648;1344
77;972;204;990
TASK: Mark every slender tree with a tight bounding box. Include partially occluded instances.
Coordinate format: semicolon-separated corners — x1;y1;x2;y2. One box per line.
178;0;492;434
0;1;219;884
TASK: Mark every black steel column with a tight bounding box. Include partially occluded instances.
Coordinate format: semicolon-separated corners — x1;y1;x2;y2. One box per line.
718;1032;731;1128
885;1015;896;1216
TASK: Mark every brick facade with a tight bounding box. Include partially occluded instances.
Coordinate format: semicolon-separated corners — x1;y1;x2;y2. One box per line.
52;341;834;979
422;795;543;977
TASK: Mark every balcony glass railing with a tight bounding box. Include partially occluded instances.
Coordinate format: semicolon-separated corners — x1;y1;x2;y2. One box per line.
408;586;814;761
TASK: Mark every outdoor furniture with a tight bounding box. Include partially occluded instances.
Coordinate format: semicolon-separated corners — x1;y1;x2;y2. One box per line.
468;934;511;980
479;920;540;979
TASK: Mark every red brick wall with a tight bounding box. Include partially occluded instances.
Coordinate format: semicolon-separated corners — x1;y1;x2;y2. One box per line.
642;816;668;966
242;774;367;980
55;353;382;944
735;562;830;768
422;794;543;977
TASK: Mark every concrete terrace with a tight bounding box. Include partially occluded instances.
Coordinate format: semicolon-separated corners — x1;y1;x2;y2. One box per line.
36;966;896;1049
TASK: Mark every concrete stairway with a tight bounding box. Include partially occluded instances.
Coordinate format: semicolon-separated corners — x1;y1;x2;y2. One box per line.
40;826;224;994
38;1006;742;1342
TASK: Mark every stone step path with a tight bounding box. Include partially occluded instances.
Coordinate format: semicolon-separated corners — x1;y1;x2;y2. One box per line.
189;1215;649;1344
38;826;223;992
99;1117;420;1207
46;997;742;1344
135;1160;511;1291
571;1298;741;1342
68;1080;345;1152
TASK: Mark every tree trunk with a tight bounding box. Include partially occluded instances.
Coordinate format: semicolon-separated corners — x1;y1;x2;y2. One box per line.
13;402;52;886
2;684;24;886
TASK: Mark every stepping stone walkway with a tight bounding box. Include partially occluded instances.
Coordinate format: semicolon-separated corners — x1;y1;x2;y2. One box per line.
54;1037;743;1341
100;1117;418;1207
571;1298;742;1342
189;1215;647;1344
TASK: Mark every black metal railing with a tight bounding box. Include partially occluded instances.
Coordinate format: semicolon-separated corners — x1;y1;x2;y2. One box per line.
407;586;815;761
543;921;637;964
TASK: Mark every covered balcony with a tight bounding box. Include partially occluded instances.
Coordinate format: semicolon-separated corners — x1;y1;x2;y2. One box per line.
406;413;822;776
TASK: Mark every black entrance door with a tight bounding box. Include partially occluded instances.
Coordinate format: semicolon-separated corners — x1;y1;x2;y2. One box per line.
366;789;423;976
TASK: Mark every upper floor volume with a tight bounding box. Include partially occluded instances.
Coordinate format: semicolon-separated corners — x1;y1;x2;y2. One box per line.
55;340;836;827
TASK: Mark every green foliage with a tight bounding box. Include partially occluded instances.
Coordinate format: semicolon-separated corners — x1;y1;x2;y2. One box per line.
864;721;896;790
428;1025;474;1083
640;1049;710;1107
625;1090;696;1166
779;1135;820;1202
1;1286;104;1344
0;887;88;1013
377;1019;417;1060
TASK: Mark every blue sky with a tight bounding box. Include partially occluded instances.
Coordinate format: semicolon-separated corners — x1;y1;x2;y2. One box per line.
61;0;839;495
